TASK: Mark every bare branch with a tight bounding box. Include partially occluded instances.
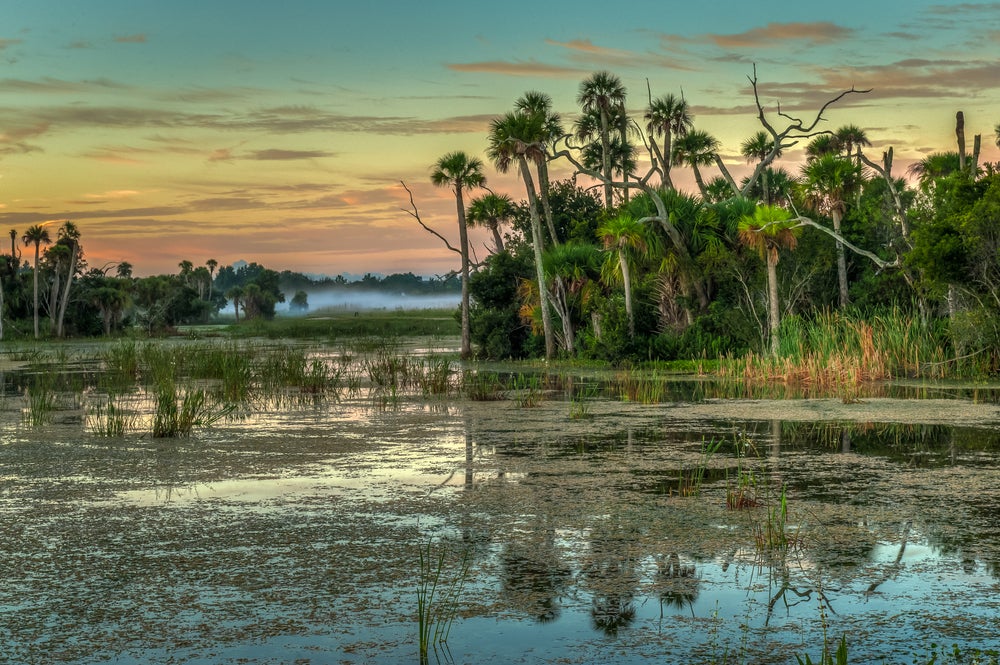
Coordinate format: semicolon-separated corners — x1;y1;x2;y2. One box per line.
399;180;460;256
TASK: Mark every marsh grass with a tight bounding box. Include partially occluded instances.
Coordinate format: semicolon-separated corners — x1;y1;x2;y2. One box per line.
225;308;460;340
721;308;952;394
417;540;471;664
24;373;57;426
674;437;723;497
511;373;543;408
568;384;599;420
415;356;454;397
151;383;233;438
89;391;141;436
614;369;668;404
462;371;505;401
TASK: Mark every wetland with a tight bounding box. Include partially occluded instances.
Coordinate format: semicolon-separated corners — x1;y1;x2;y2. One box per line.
1;335;999;664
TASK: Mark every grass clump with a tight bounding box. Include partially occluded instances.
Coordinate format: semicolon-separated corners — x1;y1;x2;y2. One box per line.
417;540;471;664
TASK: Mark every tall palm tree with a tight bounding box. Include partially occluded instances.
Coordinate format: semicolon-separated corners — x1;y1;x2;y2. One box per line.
542;241;600;353
672;130;720;198
467;192;514;254
22;224;51;339
645;93;693;190
8;229;18;262
738;205;798;354
597;213;652;337
801;155;863;308
515;91;563;246
226;285;244;322
741;131;782;205
577;71;627;209
431;151;486;360
488;110;556;359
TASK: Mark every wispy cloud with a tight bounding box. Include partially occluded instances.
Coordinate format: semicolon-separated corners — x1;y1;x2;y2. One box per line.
0;39;23;50
0;77;129;93
709;22;855;48
927;2;1000;14
545;38;697;71
447;60;589;78
114;34;147;44
248;149;334;160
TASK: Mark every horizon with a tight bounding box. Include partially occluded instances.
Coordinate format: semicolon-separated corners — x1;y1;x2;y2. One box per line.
1;1;998;277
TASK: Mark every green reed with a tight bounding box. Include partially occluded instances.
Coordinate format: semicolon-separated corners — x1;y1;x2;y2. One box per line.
417;540;471;664
89;391;140;437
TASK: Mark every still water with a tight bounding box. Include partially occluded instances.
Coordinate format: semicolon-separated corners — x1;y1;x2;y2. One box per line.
1;355;998;664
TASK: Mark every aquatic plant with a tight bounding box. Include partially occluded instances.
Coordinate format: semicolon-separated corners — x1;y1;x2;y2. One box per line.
675;437;723;497
511;373;543;408
151;383;232;438
89;391;140;437
24;374;57;427
415;356;454;397
416;540;471;664
462;370;505;401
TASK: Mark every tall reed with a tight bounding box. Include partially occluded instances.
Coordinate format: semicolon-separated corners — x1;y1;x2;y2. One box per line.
417;540;471;664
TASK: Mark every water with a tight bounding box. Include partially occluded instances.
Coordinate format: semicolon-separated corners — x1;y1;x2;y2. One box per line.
1;354;999;664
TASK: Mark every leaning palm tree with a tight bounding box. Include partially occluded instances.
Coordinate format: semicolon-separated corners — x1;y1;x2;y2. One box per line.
467;192;514;254
645;93;693;190
801;154;863;308
54;220;80;338
741;131;783;205
738;205;799;354
577;71;627;209
488;110;556;359
672;130;720;198
431;151;486;360
22;224;51;339
515;91;563;246
597;213;652;337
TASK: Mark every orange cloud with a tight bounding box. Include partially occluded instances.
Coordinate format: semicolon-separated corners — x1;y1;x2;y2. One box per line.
710;22;854;48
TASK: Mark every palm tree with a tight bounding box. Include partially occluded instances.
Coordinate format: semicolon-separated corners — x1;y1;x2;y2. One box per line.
740;167;796;206
178;260;193;285
431;151;486;360
488;110;556;359
54;220;80;338
467;192;514;254
22;224;51;339
672;130;720;198
597;213;654;337
995;123;1000;149
645;93;693;190
8;229;18;262
907;152;961;190
577;71;627;209
738;205;799;354
805;135;839;162
801;154;863;308
741;131;782;205
226;285;244;322
835;124;871;160
515;91;563;246
206;258;218;300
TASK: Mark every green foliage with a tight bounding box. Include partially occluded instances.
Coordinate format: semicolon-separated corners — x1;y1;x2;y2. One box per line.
469;251;533;359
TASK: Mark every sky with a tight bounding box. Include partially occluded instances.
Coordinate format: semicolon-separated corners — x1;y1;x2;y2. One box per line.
0;1;998;278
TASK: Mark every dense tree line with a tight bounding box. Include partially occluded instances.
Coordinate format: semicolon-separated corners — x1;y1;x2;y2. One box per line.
421;70;1000;371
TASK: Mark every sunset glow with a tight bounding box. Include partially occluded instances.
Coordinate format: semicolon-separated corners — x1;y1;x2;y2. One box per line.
1;1;998;276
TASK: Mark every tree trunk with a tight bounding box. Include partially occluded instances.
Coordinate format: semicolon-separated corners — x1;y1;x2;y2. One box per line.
32;244;40;339
455;186;472;360
620;250;634;337
832;209;849;307
518;156;556;359
490;226;505;254
56;241;78;338
600;109;613;209
662;134;675;190
767;252;780;355
956;111;966;172
537;160;559;247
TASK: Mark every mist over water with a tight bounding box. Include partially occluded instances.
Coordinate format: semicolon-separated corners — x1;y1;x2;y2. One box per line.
273;288;460;315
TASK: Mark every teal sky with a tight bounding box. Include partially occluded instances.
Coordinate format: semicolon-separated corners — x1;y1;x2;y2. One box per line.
1;1;998;276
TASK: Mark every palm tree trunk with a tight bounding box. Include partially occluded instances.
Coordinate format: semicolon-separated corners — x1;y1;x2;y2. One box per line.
600;110;613;209
518;156;556;359
537;160;559;247
455;186;472;359
832;209;849;307
32;243;40;339
490;226;505;254
56;241;78;338
691;164;708;198
767;253;780;355
662;134;675;190
620;250;634;337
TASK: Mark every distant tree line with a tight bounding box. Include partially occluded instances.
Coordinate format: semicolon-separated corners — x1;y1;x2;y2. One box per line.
0;244;459;338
